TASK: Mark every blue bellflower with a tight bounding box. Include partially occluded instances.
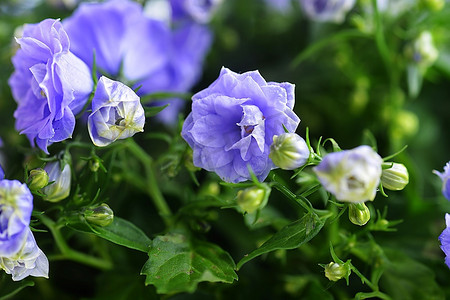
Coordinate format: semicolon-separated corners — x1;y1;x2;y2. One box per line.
439;213;450;268
170;0;223;23
8;19;93;153
181;67;300;183
63;0;212;124
0;180;33;257
88;76;145;147
433;161;450;201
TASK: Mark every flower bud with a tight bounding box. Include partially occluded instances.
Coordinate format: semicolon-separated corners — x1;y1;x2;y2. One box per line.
313;145;382;203
381;163;409;191
324;262;350;282
348;202;371;226
42;161;71;202
84;203;114;227
269;133;310;170
27;168;49;191
421;0;444;11
411;31;438;67
88;76;145;147
237;185;270;213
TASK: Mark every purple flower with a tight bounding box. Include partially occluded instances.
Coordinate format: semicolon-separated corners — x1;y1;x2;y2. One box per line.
300;0;356;23
0;228;49;281
433;162;450;201
0;165;4;181
63;0;212;125
439;213;450;268
170;0;223;23
313;146;382;202
181;67;300;183
88;76;145;147
0;180;33;257
8;19;93;153
42;161;71;202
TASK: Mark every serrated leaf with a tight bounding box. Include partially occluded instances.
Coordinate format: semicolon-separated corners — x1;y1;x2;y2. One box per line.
89;217;152;253
237;212;328;269
141;233;238;294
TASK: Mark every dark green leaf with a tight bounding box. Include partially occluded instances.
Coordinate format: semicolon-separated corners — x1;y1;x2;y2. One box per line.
90;217;152;253
237;212;328;269
141;233;238;294
145;104;169;118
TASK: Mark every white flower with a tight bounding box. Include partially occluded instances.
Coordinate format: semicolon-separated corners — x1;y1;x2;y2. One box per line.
88;76;145;147
269;133;310;170
313;145;382;202
42;161;71;202
0;228;49;281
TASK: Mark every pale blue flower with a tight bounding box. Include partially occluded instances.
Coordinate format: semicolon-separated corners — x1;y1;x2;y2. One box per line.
170;0;223;23
434;161;450;201
439;213;450;268
181;67;300;183
313;145;382;202
8;19;93;153
88;76;145;147
0;180;33;257
0;228;49;281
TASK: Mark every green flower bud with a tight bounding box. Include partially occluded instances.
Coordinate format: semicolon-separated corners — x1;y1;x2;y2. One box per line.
237;185;270;213
348;202;371;226
269;133;310;170
381;163;409;191
27;168;49;190
84;203;114;227
421;0;444;11
324;262;350;282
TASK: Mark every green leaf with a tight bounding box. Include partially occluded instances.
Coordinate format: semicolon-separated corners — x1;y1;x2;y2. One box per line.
379;248;445;300
0;274;34;300
89;217;152;253
237;212;328;269
141;233;238;294
144;104;169;118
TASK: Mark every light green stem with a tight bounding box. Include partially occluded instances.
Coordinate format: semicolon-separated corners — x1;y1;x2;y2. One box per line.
38;214;112;270
126;139;173;226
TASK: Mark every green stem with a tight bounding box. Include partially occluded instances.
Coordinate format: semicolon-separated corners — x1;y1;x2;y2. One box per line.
372;0;392;77
270;178;313;213
126;139;173;226
350;264;379;292
38;214;112;270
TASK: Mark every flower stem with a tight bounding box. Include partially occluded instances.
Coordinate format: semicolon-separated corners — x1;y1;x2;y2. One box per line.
38;214;112;270
125;139;173;226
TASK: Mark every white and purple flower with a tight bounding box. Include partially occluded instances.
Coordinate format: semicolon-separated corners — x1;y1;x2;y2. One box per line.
8;19;93;153
313;145;382;202
88;76;145;147
181;67;300;183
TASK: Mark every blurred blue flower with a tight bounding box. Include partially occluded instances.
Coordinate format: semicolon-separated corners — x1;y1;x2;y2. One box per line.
170;0;223;23
300;0;356;23
264;0;292;13
88;76;145;147
181;67;300;183
0;180;33;257
0;165;4;181
439;213;450;268
0;228;49;281
313;145;382;202
8;19;93;153
434;161;450;200
64;0;212;124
